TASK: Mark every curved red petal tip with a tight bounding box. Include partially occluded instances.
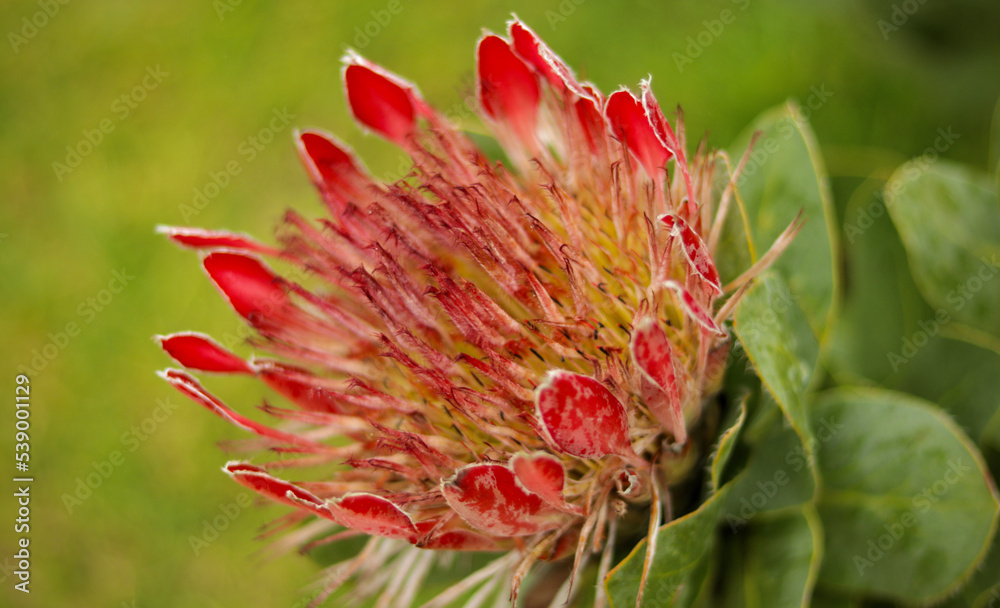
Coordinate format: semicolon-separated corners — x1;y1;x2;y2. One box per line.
508;19;581;95
224;462;332;518
630;320;687;443
535;370;636;461
510;452;581;514
159;368;322;447
661;280;725;336
343;54;418;146
328;493;416;540
605;89;673;177
508;20;557;85
156;332;252;374
155;226;278;255
202;251;290;322
575;94;606;152
659;214;722;294
477;34;540;142
441;463;563;537
296;129;359;182
640;79;678;153
295;129;371;211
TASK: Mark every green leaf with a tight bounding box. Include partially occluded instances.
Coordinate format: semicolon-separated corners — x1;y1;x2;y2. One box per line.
824;178;1000;450
605;489;728;608
885;160;1000;346
826;177;933;385
718;101;838;340
806;591;861;608
812;387;1000;603
740;507;823;608
934;531;1000;608
702;534;748;608
721;404;816;532
710;399;747;492
891;335;1000;450
703;507;823;608
734;272;819;454
991;94;1000;192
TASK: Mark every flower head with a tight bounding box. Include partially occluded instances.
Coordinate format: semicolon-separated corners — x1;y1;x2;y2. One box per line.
158;18;797;607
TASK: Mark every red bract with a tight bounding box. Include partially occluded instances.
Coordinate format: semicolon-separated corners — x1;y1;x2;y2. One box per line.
202;252;289;322
158;16;797;608
478;34;540;147
295;129;373;215
536;370;638;463
155;332;253;374
442;463;564;537
343;54;420;146
631;320;689;445
606;88;673;178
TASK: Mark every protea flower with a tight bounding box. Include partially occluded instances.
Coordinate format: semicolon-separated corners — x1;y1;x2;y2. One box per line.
156;18;798;607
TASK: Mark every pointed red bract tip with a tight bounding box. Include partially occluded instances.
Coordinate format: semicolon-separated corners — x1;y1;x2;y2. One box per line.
343;57;417;146
225;462;333;518
630;320;687;444
156;332;252;374
510;452;581;514
640;80;679;153
202;251;290;323
295;129;371;213
661;280;726;336
329;493;417;540
508;21;555;82
575;94;606;153
605;89;673;178
535;370;637;461
477;34;540;144
160;368;324;447
156;226;279;255
442;463;564;537
508;19;578;94
660;214;722;295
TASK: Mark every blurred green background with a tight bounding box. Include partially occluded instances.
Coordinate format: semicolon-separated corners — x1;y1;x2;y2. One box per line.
1;0;998;606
